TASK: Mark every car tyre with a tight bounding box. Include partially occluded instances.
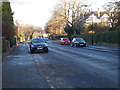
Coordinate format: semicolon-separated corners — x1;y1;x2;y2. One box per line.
70;44;74;47
30;50;34;54
84;45;86;47
75;44;78;47
44;48;48;53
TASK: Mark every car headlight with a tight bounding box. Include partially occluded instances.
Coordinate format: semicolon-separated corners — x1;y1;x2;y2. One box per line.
31;45;35;47
75;41;79;43
45;43;48;47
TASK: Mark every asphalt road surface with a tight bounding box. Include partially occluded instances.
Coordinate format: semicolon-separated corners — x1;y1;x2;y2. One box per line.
2;41;119;88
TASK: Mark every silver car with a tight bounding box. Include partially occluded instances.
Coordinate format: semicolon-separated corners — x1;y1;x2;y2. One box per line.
70;38;86;47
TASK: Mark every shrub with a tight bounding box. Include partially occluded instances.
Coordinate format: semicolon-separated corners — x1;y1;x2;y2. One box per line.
52;35;67;40
8;37;16;47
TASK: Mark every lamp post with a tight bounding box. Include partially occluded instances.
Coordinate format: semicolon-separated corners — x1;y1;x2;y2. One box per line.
91;13;94;45
91;32;94;45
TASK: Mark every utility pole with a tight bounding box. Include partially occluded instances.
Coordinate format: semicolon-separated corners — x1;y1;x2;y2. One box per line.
30;30;34;39
92;13;94;45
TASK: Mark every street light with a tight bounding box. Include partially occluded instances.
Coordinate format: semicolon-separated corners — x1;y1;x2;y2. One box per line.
91;13;94;45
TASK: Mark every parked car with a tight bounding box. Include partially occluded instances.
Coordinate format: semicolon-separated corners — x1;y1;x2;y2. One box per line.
29;37;48;53
70;38;86;47
60;38;70;45
18;42;23;44
43;37;49;41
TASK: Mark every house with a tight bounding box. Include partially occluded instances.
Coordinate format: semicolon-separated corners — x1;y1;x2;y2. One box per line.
76;11;112;27
100;13;112;27
84;13;101;26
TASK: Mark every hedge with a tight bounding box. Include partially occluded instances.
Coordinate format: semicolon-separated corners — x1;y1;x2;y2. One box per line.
51;30;119;44
8;37;16;47
51;35;67;40
79;31;119;44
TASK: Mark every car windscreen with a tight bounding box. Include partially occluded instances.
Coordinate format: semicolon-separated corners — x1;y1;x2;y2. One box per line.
63;38;69;40
76;38;84;41
32;39;45;43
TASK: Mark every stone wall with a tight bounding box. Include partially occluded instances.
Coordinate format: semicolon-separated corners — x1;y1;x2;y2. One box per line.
2;37;10;60
0;36;2;61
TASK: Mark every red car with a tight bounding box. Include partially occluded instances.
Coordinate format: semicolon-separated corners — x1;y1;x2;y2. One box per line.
60;38;70;45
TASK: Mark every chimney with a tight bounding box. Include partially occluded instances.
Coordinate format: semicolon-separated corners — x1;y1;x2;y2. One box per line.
98;8;100;18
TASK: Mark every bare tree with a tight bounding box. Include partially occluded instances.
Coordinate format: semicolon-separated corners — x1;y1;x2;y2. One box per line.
104;1;120;27
45;0;90;35
53;0;90;35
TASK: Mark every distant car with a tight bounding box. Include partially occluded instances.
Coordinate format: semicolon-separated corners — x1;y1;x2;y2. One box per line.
29;38;48;53
18;42;23;44
70;38;86;47
43;37;49;41
60;38;70;45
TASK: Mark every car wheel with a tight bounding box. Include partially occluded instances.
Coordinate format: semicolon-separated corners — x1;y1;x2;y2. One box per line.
74;44;78;47
30;50;34;54
84;44;86;47
60;43;63;45
70;44;74;47
44;48;48;53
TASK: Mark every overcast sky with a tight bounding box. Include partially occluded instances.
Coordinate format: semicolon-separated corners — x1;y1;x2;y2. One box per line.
10;0;116;29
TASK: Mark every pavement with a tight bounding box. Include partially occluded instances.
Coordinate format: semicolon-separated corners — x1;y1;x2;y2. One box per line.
88;45;119;51
2;41;119;88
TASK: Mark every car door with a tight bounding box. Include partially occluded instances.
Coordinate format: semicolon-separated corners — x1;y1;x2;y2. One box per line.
60;38;63;44
72;38;75;45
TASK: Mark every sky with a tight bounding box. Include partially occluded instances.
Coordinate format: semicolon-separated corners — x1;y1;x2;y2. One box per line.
10;0;116;29
10;0;58;29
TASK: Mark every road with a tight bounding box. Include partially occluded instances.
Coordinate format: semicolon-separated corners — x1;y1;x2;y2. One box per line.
2;41;119;88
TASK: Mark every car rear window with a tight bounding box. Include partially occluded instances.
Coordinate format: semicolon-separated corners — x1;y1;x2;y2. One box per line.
63;38;69;40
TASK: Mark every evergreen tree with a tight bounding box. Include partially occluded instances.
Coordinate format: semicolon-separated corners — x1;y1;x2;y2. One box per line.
2;2;15;38
2;2;15;46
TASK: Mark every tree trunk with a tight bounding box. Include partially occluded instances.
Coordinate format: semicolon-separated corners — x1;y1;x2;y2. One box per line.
73;30;76;35
72;26;76;35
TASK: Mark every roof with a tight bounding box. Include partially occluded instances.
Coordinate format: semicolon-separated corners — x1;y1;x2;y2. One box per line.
83;12;109;20
101;13;109;18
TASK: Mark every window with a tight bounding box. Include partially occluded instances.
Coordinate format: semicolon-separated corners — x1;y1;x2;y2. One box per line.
32;38;45;43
